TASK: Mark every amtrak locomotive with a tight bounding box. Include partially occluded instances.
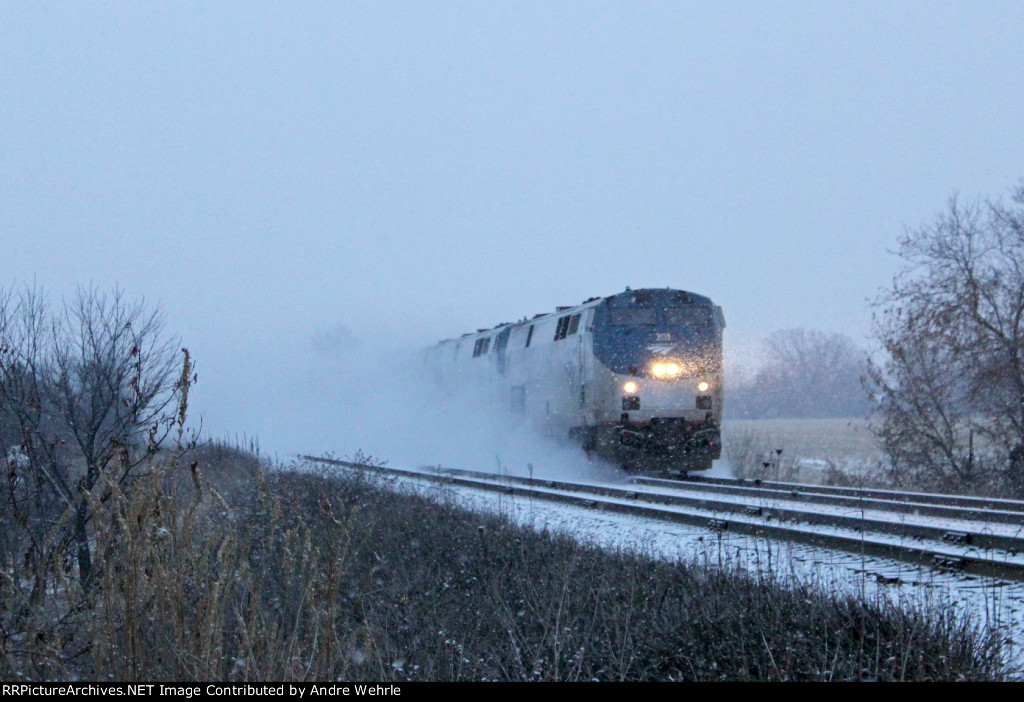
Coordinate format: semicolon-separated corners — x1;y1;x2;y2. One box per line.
426;288;725;473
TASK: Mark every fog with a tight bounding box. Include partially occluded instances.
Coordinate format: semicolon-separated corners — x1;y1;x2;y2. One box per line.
227;325;618;479
3;3;1023;468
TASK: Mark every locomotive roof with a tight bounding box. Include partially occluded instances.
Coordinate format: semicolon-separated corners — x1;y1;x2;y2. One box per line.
436;287;716;345
606;287;713;306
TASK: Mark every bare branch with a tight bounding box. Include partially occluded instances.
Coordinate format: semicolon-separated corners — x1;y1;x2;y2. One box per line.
870;181;1024;494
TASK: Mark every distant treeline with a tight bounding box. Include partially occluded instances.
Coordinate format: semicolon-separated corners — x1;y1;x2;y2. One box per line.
726;329;870;419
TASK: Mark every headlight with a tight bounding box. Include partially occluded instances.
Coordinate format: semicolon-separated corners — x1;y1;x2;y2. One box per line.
623;381;638;394
652;362;682;378
697;381;710;392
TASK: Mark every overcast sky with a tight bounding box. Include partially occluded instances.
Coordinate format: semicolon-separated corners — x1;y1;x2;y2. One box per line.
2;2;1023;453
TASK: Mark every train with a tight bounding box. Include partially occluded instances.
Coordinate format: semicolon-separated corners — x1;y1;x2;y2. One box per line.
425;287;725;474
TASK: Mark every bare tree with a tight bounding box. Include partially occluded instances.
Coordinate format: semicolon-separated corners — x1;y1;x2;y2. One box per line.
0;285;61;606
730;329;869;419
0;284;187;595
868;182;1024;494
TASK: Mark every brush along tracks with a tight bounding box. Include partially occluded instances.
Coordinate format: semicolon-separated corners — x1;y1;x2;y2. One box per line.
302;456;1024;583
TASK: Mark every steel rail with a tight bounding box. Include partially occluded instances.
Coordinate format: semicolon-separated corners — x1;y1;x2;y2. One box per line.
644;475;1024;513
629;476;1024;526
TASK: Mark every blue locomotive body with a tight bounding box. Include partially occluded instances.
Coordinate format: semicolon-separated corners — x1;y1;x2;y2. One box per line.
426;287;725;473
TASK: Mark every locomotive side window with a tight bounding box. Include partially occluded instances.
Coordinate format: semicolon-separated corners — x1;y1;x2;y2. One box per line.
554;315;570;341
473;337;491;357
525;324;534;348
567;313;581;336
554;314;582;341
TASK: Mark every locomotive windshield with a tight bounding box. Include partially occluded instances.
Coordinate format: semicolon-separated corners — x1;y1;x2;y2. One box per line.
608;306;712;327
664;306;712;327
609;308;659;326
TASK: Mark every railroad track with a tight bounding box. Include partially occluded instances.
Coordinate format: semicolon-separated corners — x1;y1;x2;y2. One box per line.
303;456;1024;582
641;474;1024;521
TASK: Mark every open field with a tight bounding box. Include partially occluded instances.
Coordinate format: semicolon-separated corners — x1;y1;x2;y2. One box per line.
723;418;884;484
725;418;881;462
